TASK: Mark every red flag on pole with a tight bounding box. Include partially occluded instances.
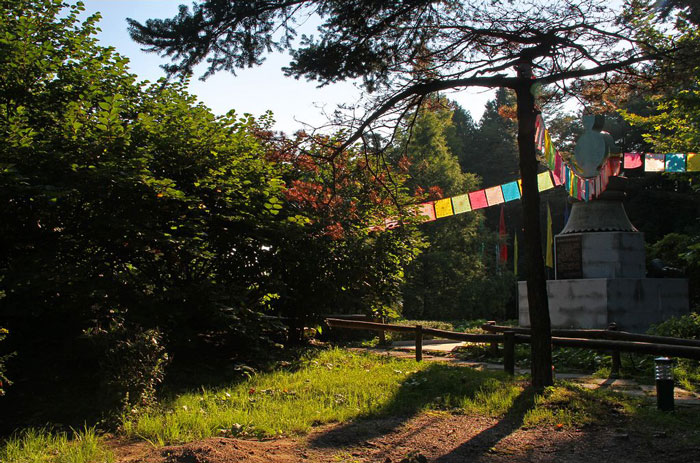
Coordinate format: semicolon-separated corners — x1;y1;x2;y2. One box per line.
499;206;508;263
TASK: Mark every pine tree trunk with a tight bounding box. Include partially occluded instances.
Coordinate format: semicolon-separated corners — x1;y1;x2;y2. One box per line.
514;79;553;391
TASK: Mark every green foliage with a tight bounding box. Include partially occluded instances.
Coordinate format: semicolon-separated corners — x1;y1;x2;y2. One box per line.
0;0;425;430
613;315;700;393
648;313;700;341
0;427;113;463
394;101;515;321
88;324;168;416
457;88;520;187
0;327;12;397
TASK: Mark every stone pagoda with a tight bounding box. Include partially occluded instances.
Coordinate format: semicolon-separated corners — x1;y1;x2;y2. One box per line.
518;115;689;333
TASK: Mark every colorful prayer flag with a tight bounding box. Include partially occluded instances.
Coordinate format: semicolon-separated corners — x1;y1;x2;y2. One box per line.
665;153;686;172
645;153;665;172
538;171;554;191
552;153;564;185
610;156;622;176
546;139;557;169
485;185;505;206
451;194;471;214
418;202;436;221
468;190;488;210
513;232;518;277
501;181;521;202
434;198;454;218
624;152;642;169
687;153;700;172
499;206;507;263
545;203;553;268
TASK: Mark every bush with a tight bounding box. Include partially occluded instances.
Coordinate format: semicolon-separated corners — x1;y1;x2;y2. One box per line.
647;313;700;392
0;327;12;397
648;312;700;339
89;324;169;415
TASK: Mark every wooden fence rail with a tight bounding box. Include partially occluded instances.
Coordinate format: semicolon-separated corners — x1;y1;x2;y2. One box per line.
482;322;700;348
325;318;700;376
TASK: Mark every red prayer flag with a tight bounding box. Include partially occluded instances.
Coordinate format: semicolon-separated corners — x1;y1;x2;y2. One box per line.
610;157;621;176
468;190;488;210
499;206;507;263
624;152;642;169
552;153;564;185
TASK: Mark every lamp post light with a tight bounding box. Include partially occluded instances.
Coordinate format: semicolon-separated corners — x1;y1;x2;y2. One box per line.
655;357;674;412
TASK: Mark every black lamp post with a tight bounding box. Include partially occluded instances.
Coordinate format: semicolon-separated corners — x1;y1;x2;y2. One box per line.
655;357;674;412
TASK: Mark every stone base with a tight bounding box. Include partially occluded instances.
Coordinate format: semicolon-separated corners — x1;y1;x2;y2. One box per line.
518;278;689;333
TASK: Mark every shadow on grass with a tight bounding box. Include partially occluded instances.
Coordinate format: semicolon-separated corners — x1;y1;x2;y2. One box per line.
433;388;534;462
308;362;531;450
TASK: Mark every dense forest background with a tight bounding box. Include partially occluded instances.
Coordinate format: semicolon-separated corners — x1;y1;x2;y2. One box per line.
1;0;699;431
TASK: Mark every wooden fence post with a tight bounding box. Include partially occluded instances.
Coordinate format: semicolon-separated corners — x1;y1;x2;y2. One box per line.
503;331;515;375
608;322;620;378
611;351;621;378
487;321;499;356
415;325;423;362
377;315;386;346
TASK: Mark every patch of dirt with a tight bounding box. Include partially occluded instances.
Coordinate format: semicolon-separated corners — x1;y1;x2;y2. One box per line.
111;412;700;463
111;437;304;463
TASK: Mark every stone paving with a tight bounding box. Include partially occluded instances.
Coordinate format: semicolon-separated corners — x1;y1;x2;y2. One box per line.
354;340;700;406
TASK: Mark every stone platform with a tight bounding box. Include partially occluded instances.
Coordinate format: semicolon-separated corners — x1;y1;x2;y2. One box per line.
518;278;689;332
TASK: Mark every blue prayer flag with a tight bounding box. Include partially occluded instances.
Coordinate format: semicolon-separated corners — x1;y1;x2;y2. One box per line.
665;153;686;172
501;181;521;202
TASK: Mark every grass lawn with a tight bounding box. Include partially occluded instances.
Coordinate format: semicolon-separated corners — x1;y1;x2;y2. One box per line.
3;347;699;462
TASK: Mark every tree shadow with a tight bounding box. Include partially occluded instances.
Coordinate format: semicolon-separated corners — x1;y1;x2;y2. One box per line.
308;362;529;450
432;387;535;462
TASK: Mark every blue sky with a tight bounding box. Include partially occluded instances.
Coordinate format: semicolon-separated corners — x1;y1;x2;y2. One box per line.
81;0;493;134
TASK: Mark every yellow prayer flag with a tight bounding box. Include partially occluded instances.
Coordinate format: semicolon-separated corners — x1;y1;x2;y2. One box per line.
434;198;454;218
687;153;700;172
545;203;553;268
537;171;554;191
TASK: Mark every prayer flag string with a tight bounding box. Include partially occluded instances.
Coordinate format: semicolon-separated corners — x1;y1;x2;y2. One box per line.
370;114;698;230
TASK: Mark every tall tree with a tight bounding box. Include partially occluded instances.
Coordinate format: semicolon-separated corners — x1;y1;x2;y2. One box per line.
130;0;677;389
458;88;520;186
395;101;512;321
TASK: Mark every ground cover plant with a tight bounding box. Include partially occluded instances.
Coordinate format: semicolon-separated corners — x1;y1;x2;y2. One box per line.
120;348;517;445
0;427;113;463
4;348;700;462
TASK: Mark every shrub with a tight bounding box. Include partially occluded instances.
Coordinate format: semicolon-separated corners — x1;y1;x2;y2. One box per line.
648;312;700;340
89;323;169;415
648;313;700;392
0;327;12;397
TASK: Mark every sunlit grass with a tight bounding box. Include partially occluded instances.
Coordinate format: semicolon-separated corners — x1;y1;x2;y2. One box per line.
122;347;512;445
7;348;697;460
0;427;113;463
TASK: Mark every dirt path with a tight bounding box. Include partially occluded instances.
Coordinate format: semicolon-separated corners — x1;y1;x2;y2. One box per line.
111;410;700;463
